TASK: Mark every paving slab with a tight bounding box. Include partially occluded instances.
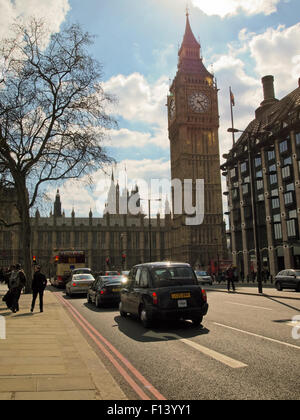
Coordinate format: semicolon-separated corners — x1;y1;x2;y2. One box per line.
0;393;13;400
37;376;94;392
15;390;98;400
0;284;127;400
0;377;37;392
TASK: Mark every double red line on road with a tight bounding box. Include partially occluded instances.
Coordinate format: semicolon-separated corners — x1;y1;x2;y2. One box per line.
54;293;166;401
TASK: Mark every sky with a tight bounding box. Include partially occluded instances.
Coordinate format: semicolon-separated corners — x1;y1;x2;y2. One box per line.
1;0;300;218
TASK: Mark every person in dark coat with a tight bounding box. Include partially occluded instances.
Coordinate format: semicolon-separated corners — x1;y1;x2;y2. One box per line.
226;265;236;292
9;264;26;313
0;268;4;284
31;265;47;313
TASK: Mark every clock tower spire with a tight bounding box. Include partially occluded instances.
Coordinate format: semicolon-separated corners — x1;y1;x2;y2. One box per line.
167;12;226;268
178;10;211;77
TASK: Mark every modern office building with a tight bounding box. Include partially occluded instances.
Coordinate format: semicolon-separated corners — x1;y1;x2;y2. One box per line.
221;76;300;278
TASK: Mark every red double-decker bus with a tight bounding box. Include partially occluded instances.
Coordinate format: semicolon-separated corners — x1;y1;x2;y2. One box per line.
210;259;232;275
49;250;86;288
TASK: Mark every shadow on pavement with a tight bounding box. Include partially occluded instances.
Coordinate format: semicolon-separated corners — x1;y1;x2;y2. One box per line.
114;314;210;343
83;301;118;313
265;295;300;313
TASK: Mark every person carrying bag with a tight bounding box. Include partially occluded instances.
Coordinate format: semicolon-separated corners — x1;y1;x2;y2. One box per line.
9;264;26;313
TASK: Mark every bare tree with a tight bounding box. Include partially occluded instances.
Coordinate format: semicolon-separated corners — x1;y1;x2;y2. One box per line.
0;19;116;291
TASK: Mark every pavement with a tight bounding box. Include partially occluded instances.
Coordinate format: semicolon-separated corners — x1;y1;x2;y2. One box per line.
0;283;127;400
205;282;300;300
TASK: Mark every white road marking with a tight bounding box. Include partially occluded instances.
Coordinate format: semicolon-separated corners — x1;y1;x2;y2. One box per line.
214;322;300;350
225;302;273;311
149;331;247;368
286;321;300;328
179;338;248;369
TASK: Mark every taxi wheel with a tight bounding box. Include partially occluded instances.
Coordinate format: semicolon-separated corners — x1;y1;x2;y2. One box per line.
192;316;203;327
119;301;127;317
95;296;101;308
140;305;151;328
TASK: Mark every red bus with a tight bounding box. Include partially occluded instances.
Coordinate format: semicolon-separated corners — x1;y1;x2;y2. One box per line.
50;250;86;288
210;259;232;275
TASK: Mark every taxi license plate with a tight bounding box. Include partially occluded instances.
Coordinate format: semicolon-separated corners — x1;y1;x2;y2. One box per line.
178;300;187;308
112;288;121;292
171;293;191;299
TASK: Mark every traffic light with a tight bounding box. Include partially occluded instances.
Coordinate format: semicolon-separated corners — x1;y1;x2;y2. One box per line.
32;255;37;265
105;257;110;266
122;253;126;264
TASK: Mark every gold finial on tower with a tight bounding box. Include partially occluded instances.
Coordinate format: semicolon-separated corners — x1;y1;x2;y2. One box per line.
186;2;190;17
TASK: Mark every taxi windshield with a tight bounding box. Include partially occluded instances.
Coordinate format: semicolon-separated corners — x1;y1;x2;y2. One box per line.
151;267;197;287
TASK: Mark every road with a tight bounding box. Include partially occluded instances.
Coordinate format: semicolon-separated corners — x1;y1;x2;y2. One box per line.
52;286;300;400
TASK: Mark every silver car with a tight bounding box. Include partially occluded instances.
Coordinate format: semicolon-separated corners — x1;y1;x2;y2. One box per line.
195;271;213;286
71;267;92;276
66;273;95;297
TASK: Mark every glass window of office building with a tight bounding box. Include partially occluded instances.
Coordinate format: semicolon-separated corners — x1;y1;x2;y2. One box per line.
274;223;282;240
279;139;288;153
268;150;275;161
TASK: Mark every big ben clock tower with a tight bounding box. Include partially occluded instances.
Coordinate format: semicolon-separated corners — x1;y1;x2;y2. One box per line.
168;11;226;268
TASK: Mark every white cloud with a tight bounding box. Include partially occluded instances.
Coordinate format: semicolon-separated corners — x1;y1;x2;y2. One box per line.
213;53;261;158
103;72;169;128
45;159;171;217
212;20;300;162
103;72;170;150
191;0;281;18
105;127;169;150
249;23;300;94
0;0;70;39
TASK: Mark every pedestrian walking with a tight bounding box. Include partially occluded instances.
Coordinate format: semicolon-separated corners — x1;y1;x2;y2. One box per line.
31;265;47;313
226;265;235;292
0;268;4;284
9;264;26;313
233;266;238;283
240;269;244;283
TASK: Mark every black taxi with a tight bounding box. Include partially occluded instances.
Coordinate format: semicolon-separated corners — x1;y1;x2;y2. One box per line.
119;262;208;328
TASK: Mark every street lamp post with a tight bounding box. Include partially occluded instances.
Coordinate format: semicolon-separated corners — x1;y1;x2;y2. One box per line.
227;128;265;294
140;197;161;262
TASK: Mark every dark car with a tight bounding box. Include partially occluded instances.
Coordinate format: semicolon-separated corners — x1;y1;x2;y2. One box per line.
87;275;125;307
119;262;208;328
274;269;300;292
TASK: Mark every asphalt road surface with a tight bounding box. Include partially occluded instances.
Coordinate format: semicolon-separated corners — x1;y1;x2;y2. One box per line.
52;286;300;400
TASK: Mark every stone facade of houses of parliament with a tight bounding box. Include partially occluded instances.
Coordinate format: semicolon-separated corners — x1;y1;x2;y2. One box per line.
0;183;172;273
0;13;227;273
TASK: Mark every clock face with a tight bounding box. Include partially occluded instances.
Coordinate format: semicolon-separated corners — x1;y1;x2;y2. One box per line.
188;92;210;113
169;98;176;119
